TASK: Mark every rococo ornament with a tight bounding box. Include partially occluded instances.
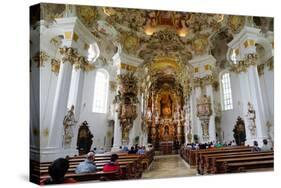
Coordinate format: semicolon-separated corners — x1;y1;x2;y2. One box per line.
74;56;95;72
230;54;258;74
196;94;212;140
51;58;60;74
227;15;245;34
32;51;50;67
59;47;78;64
114;73;139;144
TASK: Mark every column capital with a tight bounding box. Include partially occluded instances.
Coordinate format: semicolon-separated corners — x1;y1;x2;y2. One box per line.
59;47;78;64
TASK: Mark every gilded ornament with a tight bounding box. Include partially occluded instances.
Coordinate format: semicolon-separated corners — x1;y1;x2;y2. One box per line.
59;47;78;64
40;3;65;24
51;59;60;74
192;36;209;55
32;51;49;67
43;128;49;137
266;57;274;71
74;56;95;72
257;64;265;76
228;16;245;34
121;32;140;54
244;39;256;48
76;6;98;26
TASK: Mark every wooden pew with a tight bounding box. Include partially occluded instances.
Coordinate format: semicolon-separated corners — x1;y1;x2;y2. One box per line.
31;149;155;183
210;154;274;174
180;146;253;167
200;151;273;174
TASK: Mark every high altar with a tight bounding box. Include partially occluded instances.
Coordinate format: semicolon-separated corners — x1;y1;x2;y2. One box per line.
146;83;185;152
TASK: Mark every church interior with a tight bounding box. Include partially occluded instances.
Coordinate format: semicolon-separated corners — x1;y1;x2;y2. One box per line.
30;3;274;184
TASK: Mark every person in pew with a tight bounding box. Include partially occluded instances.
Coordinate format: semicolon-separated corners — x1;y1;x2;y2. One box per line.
122;146;130;152
103;154;122;175
75;152;96;174
134;144;139;153
261;139;271;151
40;158;76;185
137;146;146;154
215;142;223;148
252;140;261;152
128;146;137;154
231;140;236;146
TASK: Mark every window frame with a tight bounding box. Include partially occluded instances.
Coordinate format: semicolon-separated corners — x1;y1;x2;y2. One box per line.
92;69;109;114
220;71;234;111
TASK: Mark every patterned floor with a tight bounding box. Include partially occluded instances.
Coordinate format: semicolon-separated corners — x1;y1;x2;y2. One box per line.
142;155;197;179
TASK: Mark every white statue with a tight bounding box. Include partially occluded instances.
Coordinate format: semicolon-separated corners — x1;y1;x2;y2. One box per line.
246;102;256;137
63;105;77;145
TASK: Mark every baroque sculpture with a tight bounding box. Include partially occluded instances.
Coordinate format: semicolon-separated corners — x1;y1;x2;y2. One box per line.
77;121;94;155
196;95;212;141
114;73;139;144
233;116;246;145
246;102;256;137
63;105;77;146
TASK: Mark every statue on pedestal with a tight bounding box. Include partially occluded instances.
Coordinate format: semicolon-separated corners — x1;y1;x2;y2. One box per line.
246;102;256;137
233;116;246;145
77;121;93;155
63;105;77;146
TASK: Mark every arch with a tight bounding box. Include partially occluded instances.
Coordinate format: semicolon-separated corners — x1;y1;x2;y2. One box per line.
92;68;109;113
255;37;273;62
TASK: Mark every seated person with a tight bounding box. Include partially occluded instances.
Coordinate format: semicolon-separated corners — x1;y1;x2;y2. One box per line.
128;146;136;154
75;152;96;174
122;146;129;152
40;158;76;185
215;142;223;148
134;144;139;153
261;139;272;152
137;146;146;154
92;147;97;154
252;141;261;152
146;144;153;151
231;140;236;146
103;154;122;174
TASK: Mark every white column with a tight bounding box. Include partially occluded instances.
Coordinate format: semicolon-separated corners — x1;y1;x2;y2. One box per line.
47;59;73;155
247;66;267;143
237;66;267;145
112;112;122;150
67;67;85;150
192;87;202;142
206;84;216;142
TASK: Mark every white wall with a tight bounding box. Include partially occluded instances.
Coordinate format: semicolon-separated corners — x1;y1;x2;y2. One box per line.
220;72;243;143
79;66;116;151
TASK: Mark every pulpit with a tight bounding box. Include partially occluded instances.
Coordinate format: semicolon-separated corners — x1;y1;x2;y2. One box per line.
160;141;173;155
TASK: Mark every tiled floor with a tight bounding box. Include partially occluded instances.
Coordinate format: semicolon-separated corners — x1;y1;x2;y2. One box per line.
142;155;197;179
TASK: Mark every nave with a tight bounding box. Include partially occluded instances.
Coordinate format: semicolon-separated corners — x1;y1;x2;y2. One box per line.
142;155;197;179
30;3;274;185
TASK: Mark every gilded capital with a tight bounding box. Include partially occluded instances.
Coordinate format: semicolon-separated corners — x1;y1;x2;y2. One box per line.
59;47;78;64
32;51;50;67
230;54;258;74
193;75;214;88
74;56;95;72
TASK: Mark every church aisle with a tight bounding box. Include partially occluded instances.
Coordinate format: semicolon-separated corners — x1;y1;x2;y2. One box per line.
142;155;197;179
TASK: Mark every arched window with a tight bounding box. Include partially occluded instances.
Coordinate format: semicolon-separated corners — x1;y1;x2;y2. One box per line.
221;72;233;110
92;69;109;113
